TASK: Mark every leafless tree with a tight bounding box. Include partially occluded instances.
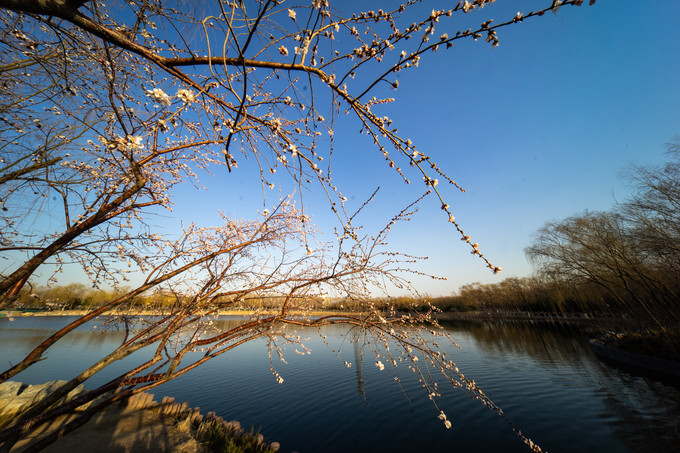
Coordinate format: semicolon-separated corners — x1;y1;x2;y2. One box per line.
526;210;680;327
621;139;680;292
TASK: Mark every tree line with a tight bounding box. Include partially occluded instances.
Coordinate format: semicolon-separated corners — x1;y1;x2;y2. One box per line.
7;283;336;312
414;144;680;328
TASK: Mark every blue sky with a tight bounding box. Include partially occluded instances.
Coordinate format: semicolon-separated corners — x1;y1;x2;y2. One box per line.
22;1;677;297
164;0;680;297
382;0;680;294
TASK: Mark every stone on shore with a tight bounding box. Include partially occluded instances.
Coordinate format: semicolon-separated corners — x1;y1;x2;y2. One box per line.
0;380;85;419
0;381;279;452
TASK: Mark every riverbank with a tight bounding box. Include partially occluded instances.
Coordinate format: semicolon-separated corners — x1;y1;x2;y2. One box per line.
434;311;680;364
433;310;632;329
1;307;657;340
0;308;618;321
5;307;675;362
0;307;633;338
0;381;279;453
0;309;354;317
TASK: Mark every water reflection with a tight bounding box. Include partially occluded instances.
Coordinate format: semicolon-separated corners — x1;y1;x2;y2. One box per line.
441;320;680;453
591;361;680;453
445;320;588;364
351;330;367;404
1;317;678;453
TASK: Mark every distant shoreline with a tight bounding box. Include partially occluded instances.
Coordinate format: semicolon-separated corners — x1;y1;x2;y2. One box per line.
1;308;620;327
0;309;359;317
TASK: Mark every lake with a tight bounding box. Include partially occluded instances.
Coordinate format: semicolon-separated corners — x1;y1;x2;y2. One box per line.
1;316;678;452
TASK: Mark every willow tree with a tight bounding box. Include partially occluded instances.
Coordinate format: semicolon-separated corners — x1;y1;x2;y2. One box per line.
622;140;680;291
526;143;680;327
0;1;594;452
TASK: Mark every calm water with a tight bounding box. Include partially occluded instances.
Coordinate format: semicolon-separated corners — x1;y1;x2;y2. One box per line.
1;316;679;453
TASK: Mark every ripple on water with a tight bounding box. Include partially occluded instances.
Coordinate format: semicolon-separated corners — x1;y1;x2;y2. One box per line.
1;319;679;453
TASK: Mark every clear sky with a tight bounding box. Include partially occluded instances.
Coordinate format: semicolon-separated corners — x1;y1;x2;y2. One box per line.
162;0;680;297
376;0;680;295
25;1;677;297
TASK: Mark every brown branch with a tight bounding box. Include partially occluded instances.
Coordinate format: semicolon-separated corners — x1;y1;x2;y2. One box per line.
0;157;62;185
0;176;147;306
164;55;324;74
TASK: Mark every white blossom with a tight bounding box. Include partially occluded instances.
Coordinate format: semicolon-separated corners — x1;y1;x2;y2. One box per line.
176;89;196;105
125;135;143;150
145;88;171;106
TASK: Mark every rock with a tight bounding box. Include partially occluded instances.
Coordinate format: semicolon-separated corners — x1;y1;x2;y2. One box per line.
2;384;275;453
0;381;24;398
0;381;52;417
16;380;67;403
32;381;85;407
63;383;86;404
0;381;25;416
0;380;86;419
